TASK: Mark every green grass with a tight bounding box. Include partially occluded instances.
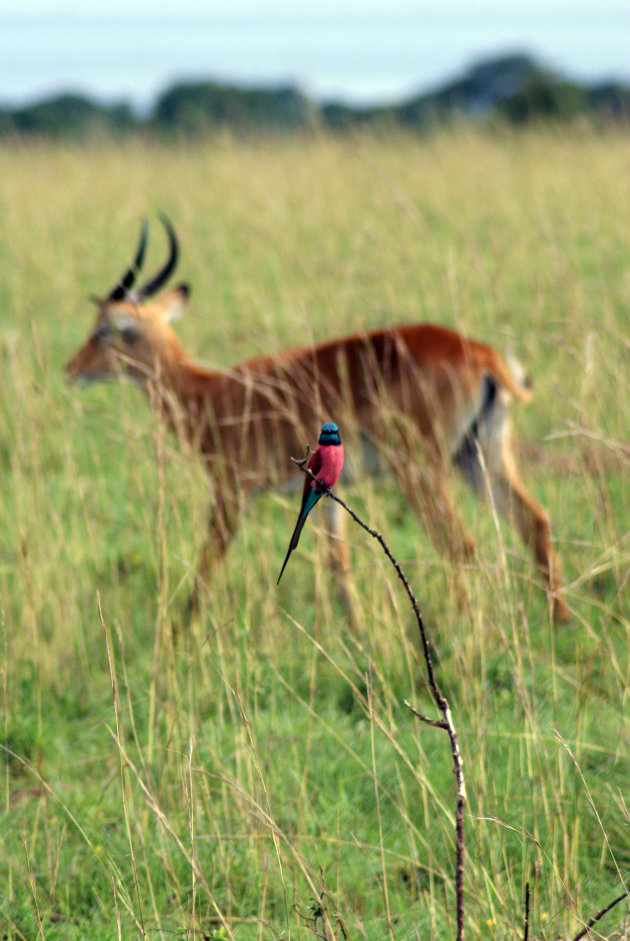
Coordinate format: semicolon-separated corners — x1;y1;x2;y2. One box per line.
0;125;628;939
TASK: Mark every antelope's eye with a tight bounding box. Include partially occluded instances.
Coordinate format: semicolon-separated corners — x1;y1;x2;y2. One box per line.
120;325;140;344
93;324;110;342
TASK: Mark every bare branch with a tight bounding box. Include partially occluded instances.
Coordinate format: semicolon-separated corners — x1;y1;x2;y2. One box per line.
403;700;448;729
290;445;313;469
523;882;530;941
571;882;630;941
297;463;467;941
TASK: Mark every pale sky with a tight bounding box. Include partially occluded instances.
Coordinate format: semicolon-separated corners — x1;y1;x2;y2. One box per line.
11;0;630;14
2;1;629;110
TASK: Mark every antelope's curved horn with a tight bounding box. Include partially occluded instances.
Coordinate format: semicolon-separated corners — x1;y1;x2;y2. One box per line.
107;219;149;301
136;214;178;299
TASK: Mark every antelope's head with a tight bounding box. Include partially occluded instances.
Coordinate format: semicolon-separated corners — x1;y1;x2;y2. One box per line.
66;215;191;387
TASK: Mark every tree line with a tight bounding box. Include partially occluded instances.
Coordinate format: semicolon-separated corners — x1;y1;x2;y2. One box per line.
1;54;628;140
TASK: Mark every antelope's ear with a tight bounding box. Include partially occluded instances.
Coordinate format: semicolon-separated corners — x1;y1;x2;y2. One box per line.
158;282;191;322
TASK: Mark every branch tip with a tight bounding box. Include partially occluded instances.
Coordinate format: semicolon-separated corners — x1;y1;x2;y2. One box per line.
404;700;448;728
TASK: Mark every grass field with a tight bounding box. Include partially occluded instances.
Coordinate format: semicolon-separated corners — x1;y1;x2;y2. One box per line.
0;125;628;939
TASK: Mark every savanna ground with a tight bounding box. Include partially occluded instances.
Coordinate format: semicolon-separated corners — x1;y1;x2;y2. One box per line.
0;125;628;940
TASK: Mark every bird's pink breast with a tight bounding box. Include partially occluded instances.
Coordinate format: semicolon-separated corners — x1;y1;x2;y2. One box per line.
314;443;344;489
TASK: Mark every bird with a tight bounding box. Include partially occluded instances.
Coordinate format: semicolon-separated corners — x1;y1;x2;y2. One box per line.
277;422;345;584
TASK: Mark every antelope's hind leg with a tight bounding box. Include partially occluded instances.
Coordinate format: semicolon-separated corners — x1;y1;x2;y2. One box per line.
490;443;568;622
454;391;568;622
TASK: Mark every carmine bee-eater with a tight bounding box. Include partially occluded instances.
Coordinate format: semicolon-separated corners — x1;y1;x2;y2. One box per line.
277;422;345;584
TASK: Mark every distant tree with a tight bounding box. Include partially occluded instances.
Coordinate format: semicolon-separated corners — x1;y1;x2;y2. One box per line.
320;102;364;131
496;75;587;124
151;82;314;135
398;53;540;124
588;83;630;121
0;108;14;136
320;101;398;132
3;94;135;138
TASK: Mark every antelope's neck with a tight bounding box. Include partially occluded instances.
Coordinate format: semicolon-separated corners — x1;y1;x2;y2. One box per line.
146;353;219;446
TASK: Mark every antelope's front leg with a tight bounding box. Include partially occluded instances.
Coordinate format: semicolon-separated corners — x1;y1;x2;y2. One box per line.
194;481;243;599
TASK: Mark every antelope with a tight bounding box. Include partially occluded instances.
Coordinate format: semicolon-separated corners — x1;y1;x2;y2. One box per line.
66;216;568;622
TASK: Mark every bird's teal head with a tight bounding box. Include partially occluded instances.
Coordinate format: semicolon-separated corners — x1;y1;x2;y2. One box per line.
318;422;341;446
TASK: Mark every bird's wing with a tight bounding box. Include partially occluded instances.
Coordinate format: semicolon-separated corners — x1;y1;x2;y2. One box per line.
307;447;323;476
276;447;326;586
300;447;323;505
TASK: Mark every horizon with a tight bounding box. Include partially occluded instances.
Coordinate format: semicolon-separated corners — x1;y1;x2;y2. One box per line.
2;5;629;112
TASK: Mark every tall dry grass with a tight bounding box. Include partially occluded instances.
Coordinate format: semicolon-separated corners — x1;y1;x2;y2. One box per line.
0;126;628;939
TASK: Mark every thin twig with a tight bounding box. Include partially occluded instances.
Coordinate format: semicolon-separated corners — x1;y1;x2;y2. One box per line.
294;455;467;941
523;882;530;941
291;447;313;469
571;882;630;941
403;701;448;729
